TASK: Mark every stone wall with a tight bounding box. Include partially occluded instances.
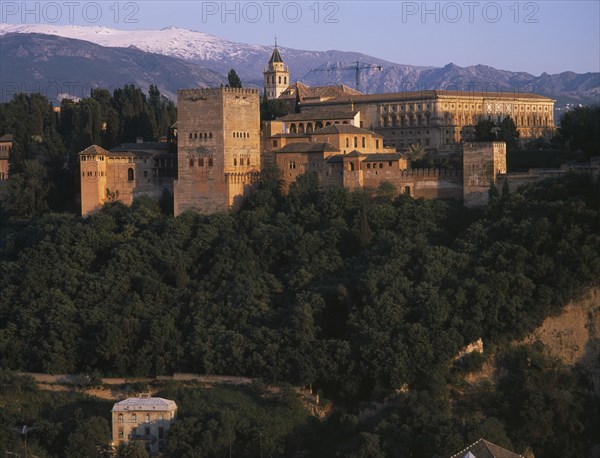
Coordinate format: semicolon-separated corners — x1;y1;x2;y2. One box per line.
175;87;260;215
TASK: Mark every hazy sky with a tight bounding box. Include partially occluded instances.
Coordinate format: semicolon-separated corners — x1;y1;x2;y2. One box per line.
3;1;599;75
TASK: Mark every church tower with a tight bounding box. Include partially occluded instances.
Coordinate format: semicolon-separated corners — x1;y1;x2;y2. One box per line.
263;44;289;100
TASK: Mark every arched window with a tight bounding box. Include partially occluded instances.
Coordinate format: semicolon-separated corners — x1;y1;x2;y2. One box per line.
194;133;198;139
354;137;358;148
362;137;366;148
234;158;237;166
284;76;287;84
278;76;281;84
345;138;349;148
298;123;305;133
132;413;137;422
290;124;297;133
128;168;134;181
349;162;355;171
118;414;123;422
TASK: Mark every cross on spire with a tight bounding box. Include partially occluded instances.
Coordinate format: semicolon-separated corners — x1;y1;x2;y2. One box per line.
274;35;278;47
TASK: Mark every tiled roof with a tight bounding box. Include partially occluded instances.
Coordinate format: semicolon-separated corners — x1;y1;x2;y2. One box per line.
326;154;345;163
0;134;14;142
78;145;110;156
112;397;177;412
305;90;553;105
269;47;284;63
449;439;524;458
346;150;366;157
311;124;383;137
278;82;363;102
274;142;340;154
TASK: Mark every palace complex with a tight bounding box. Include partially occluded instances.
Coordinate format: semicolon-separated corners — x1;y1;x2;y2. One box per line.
76;46;598;217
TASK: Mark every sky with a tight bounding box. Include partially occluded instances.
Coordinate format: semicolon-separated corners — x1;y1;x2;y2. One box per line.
2;1;599;75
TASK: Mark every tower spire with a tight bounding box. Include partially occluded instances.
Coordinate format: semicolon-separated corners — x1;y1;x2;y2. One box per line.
274;35;278;47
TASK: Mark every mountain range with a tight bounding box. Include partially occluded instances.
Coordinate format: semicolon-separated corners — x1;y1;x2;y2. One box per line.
1;24;598;108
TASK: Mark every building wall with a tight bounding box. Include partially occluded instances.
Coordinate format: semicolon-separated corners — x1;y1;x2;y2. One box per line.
0;140;11;180
112;408;176;454
174;88;261;215
303;93;555;152
463;142;507;207
80;152;108;216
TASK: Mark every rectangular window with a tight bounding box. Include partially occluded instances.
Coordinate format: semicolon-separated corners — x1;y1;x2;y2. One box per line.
145;427;150;435
118;428;124;439
272;140;278;147
158;427;164;439
208;158;214;167
189;159;194;167
199;158;204;167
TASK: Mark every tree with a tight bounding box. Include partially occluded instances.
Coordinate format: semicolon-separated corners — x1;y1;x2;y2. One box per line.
557;105;600;159
0;159;51;218
406;143;426;161
497;116;520;150
474;119;497;142
64;416;111;458
227;69;243;88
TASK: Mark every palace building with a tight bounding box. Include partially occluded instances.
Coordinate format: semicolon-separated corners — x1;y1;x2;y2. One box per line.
77;46;571;216
79;140;176;217
265;47;556;153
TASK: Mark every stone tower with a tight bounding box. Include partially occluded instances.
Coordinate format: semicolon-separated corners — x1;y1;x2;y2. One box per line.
263;46;289;100
79;145;109;216
463;142;507;207
174;87;261;215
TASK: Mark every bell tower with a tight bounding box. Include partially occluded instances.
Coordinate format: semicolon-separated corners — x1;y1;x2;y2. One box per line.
263;39;289;100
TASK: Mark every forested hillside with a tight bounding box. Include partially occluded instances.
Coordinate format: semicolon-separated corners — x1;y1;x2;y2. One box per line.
1;170;599;456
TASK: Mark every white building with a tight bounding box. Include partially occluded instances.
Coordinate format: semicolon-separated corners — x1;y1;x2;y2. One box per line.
111;397;177;455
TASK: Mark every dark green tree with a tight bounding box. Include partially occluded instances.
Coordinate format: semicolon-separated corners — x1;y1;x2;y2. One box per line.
474;119;497;142
498;116;520;150
227;69;243;88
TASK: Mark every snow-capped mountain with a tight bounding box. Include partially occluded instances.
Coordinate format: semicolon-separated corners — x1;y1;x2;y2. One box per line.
1;24;598;107
0;23;400;86
0;24;263;62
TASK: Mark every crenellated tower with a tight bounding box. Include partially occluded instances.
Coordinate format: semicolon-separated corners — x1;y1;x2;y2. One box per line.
263;44;289;100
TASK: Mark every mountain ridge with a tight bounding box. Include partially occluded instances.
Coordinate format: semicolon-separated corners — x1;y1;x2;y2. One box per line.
1;24;598;107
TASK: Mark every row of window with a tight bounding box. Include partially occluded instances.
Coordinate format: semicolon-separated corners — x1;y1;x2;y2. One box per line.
117;413;166;422
233;131;251;138
233;158;250;166
81;155;105;161
189;132;213;140
266;75;287;85
117;426;165;439
345;137;367;148
288;120;349;134
189;158;214;167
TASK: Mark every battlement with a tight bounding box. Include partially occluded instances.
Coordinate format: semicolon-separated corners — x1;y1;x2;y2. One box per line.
178;87;260;100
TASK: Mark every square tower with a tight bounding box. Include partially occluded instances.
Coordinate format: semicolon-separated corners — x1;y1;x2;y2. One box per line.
463;142;507;207
174;87;261;215
263;47;290;100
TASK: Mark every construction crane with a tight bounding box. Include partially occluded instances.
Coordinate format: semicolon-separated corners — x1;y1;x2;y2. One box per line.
309;61;383;93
